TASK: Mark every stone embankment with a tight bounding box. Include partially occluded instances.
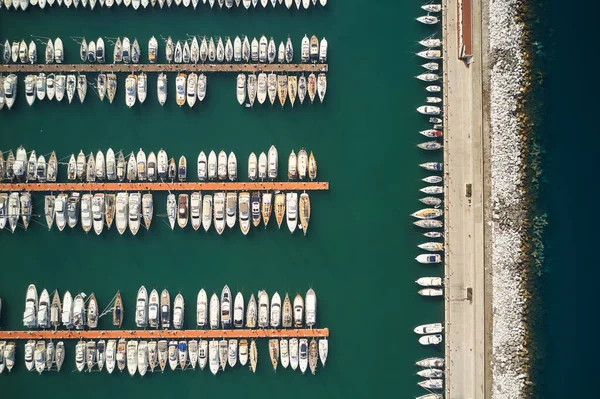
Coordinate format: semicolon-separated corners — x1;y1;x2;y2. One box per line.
488;0;534;397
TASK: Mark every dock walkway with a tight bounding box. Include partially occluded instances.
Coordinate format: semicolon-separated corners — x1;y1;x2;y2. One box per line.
0;328;329;340
443;0;487;398
0;64;328;74
0;182;329;192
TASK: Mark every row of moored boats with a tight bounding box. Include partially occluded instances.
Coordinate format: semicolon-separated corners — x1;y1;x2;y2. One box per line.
0;146;318;182
2;38;63;64
1;34;327;65
0;0;328;11
1;189;312;235
236;72;326;107
23;285;318;330
0;71;327;109
414;5;445;399
0;336;327;376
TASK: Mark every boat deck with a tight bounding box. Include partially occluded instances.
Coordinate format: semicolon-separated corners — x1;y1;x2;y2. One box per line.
0;328;329;340
0;63;329;74
0;182;329;192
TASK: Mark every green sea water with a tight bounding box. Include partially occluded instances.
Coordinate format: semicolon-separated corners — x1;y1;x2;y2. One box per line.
0;3;444;397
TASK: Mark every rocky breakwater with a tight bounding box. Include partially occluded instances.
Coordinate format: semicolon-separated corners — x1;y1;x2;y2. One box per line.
488;0;535;398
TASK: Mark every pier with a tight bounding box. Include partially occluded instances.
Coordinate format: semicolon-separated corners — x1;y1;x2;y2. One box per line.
0;64;329;74
0;181;329;192
443;0;488;398
0;328;329;340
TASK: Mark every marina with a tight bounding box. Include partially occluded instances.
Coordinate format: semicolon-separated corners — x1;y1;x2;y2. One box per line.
0;284;328;375
0;0;478;397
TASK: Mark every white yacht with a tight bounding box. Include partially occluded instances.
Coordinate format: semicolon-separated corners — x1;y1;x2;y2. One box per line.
157;73;167;105
258;290;269;328
414;323;444;335
214;192;225;235
197;73;207;102
173;293;185;329
202;195;213;232
305;288;317;327
268;145;278;179
419;334;443;345
149;289;160;328
270;292;281;328
190;192;202;231
23;284;38;328
236;74;246;105
115;192;128;235
285;192;298;233
125;74;137;107
187;72;198;107
415;277;444;287
128;192;141;235
416;254;442;264
197;289;208;327
137;72;147;104
228;152;237;181
127;340;138;376
210;294;220;330
136;286;148;328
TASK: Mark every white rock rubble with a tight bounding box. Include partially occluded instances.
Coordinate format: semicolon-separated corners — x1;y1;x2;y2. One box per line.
489;0;530;398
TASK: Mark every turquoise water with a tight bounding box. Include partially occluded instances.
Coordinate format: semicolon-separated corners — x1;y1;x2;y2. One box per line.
0;2;445;398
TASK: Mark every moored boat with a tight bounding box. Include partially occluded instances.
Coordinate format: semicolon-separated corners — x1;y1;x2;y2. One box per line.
258;290;269;328
416;277;444;287
309;338;318;374
269;339;279;372
285;192;298;233
418;242;444;252
160;289;171;329
177;193;189;229
416;15;439;25
210;293;220;330
270;292;281;328
416;357;445;368
419;334;443;345
411;208;443;219
239;192;250;235
136;286;148;328
176;73;186;106
246;294;257;328
113;290;123;327
274;192;285;229
128;192;141;235
249;339;257;373
168;341;178;371
299;338;308;374
305;288;317;327
197;289;208;327
250;191;261;228
190;192;201;231
173;293;185;330
178;156;187;182
416;254;442;264
414;322;444;335
299;193;310;235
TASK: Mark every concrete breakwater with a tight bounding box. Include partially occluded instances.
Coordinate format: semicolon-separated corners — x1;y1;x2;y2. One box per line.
488;0;536;398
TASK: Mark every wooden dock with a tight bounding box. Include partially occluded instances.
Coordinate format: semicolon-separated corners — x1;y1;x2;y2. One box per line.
0;63;328;74
0;182;329;192
0;328;329;340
